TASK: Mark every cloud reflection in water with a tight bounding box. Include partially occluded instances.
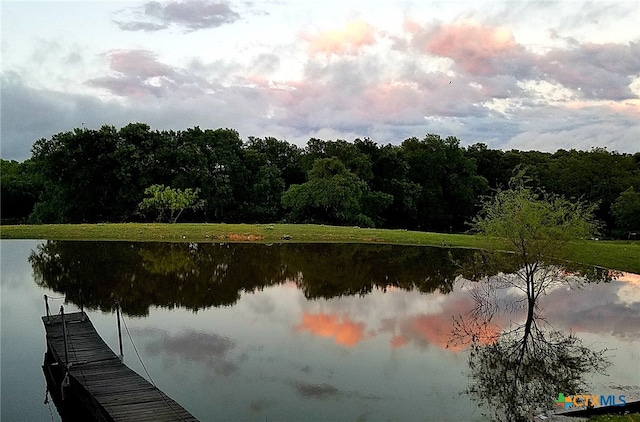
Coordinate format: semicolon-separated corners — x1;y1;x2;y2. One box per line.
136;328;240;377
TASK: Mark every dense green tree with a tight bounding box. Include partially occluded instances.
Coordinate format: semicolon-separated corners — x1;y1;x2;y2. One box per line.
282;158;374;226
362;144;421;228
489;148;640;234
113;123;179;220
246;136;305;188
465;143;516;189
0;159;42;223
29;126;122;223
241;136;306;222
303;138;374;181
545;148;639;231
237;147;286;222
402;134;488;231
611;187;640;233
172;127;245;221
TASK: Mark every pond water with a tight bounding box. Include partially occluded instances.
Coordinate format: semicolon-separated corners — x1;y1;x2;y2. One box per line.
1;240;639;421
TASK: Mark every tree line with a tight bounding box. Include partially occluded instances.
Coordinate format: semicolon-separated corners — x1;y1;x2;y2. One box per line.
2;123;639;236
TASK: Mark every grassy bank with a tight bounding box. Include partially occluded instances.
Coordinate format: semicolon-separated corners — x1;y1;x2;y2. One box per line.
1;223;638;274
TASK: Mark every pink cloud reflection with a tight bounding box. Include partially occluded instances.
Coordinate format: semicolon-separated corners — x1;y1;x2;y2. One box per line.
296;312;365;346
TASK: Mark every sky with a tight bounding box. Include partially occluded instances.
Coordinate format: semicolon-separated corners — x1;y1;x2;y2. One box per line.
1;0;639;161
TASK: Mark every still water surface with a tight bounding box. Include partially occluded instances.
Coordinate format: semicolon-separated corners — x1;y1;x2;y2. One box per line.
1;240;639;421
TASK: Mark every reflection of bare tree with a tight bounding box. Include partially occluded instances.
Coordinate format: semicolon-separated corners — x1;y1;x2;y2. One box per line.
452;256;612;421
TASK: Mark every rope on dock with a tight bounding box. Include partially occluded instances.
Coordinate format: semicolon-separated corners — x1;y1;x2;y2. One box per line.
120;307;189;421
43;294;65;319
43;387;56;422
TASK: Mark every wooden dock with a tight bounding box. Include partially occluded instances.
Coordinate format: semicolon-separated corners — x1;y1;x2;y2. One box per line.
42;311;199;421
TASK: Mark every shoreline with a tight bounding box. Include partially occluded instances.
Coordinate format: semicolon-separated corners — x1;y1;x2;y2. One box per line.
2;223;639;274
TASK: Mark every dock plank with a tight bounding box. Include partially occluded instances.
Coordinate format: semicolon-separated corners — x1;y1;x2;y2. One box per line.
42;312;198;421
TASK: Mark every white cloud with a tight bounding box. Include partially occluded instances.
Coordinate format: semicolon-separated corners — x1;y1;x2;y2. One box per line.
114;0;242;32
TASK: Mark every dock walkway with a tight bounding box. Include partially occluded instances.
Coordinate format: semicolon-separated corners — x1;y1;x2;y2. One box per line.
42;311;198;421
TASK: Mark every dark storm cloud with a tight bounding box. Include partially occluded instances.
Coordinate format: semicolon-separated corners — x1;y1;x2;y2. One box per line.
115;0;241;32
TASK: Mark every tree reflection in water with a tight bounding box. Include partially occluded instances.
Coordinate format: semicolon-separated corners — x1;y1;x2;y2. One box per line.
452;251;617;421
29;241;469;316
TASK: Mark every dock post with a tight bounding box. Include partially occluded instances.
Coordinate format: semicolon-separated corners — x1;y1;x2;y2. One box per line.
60;305;68;367
44;295;50;319
116;301;124;361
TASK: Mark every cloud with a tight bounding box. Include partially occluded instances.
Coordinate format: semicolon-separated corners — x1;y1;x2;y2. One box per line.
295;312;365;346
541;280;640;340
115;0;241;32
0;73;125;161
618;273;640;305
289;380;382;402
251;54;281;75
303;21;378;56
108;49;176;78
390;335;409;348
499;104;640;153
420;20;527;76
86;49;218;99
540;42;640;100
400;18;640;106
292;381;339;400
140;328;240;376
3;7;639;161
382;291;504;351
249;399;276;414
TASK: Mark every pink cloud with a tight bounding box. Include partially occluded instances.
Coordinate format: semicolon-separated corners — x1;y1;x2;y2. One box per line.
423;21;520;75
390;335;409;348
303;21;377;57
107;49;175;78
386;292;505;351
296;312;365;346
88;49;217;99
362;82;423;120
619;272;640;285
400;20;527;77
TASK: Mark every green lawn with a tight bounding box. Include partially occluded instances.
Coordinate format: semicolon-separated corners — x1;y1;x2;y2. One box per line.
1;223;638;274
